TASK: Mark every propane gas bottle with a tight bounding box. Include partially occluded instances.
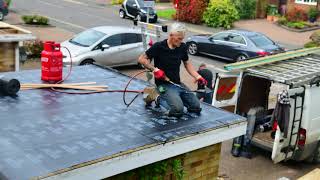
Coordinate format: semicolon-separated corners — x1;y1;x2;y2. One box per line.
41;41;63;82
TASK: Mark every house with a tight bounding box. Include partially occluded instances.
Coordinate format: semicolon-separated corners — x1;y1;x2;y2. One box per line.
285;0;318;15
273;0;318;16
257;0;319;18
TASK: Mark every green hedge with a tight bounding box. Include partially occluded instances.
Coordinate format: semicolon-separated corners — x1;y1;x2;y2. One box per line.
22;15;49;25
203;0;239;29
232;0;256;19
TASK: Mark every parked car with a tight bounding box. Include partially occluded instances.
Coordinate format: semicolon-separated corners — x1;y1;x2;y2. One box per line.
186;30;284;62
0;0;9;21
119;0;158;23
61;26;144;67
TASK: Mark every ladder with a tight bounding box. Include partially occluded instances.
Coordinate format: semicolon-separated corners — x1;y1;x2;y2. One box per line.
224;47;320;71
133;21;167;50
283;91;305;161
236;53;320;88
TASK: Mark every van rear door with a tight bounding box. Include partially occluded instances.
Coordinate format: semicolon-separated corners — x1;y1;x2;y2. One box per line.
212;73;241;113
272;87;305;163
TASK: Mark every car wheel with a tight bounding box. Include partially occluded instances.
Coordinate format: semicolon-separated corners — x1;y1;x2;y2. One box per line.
136;14;142;22
0;11;4;21
188;42;198;55
236;54;247;62
80;59;94;66
119;10;126;19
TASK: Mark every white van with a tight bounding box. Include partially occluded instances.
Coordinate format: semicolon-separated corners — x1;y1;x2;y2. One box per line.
212;50;320;163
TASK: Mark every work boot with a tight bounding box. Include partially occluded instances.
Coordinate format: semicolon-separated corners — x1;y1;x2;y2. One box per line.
143;87;159;106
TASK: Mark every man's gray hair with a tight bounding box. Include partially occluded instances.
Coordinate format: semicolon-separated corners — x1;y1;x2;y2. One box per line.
170;23;187;35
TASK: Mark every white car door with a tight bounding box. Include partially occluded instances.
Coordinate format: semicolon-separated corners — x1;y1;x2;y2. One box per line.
119;33;144;65
93;34;123;66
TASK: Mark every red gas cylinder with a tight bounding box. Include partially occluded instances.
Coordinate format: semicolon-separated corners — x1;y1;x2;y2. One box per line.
41;41;63;82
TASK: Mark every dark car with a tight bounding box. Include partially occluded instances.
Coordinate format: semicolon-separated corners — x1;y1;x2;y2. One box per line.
0;0;8;21
186;30;285;62
119;0;158;23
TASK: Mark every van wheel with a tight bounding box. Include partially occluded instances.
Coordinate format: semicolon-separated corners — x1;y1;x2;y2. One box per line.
80;59;94;66
0;11;4;21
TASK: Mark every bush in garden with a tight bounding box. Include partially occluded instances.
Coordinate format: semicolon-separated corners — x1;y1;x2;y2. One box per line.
232;0;256;19
23;40;44;58
203;0;239;29
310;30;320;44
175;0;208;24
4;0;11;7
286;21;305;29
286;6;307;22
308;7;318;22
22;15;49;25
277;16;288;25
304;41;319;48
267;4;278;16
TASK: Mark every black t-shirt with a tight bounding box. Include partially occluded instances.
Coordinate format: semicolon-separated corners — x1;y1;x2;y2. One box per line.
145;39;189;85
197;68;213;90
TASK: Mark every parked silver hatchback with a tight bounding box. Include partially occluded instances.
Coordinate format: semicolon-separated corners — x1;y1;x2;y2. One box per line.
61;26;144;67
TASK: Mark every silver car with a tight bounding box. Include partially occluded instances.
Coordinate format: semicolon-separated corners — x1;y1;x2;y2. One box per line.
61;26;144;67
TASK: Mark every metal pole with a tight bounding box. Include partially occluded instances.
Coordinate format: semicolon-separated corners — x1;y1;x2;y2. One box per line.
147;8;150;23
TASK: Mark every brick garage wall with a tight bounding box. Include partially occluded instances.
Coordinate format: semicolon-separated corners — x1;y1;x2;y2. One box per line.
107;143;222;180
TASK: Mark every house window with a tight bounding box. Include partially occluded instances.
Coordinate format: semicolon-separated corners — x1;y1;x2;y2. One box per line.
295;0;317;5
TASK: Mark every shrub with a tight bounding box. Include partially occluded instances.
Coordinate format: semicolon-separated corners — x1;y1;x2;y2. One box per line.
286;6;307;22
23;40;44;58
4;0;11;7
308;7;318;20
111;0;124;5
175;0;208;24
310;30;320;44
22;15;49;25
203;0;239;29
304;41;319;48
267;4;278;16
277;16;287;25
286;21;305;29
232;0;256;19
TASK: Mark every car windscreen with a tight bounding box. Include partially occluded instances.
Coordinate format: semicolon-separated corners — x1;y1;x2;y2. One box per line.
69;29;106;47
137;0;144;7
249;35;274;48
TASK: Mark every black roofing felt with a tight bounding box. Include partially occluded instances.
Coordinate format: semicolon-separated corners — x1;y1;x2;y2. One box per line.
0;65;245;180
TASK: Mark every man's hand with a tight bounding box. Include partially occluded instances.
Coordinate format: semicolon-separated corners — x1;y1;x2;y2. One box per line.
153;68;166;80
196;76;208;86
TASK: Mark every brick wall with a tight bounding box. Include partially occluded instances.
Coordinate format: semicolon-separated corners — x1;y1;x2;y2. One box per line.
107;143;222;180
286;0;319;13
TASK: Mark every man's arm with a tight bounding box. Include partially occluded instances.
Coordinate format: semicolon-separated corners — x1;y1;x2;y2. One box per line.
138;53;156;72
183;60;202;80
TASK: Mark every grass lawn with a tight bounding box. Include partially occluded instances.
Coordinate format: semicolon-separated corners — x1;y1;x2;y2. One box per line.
157;9;176;20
